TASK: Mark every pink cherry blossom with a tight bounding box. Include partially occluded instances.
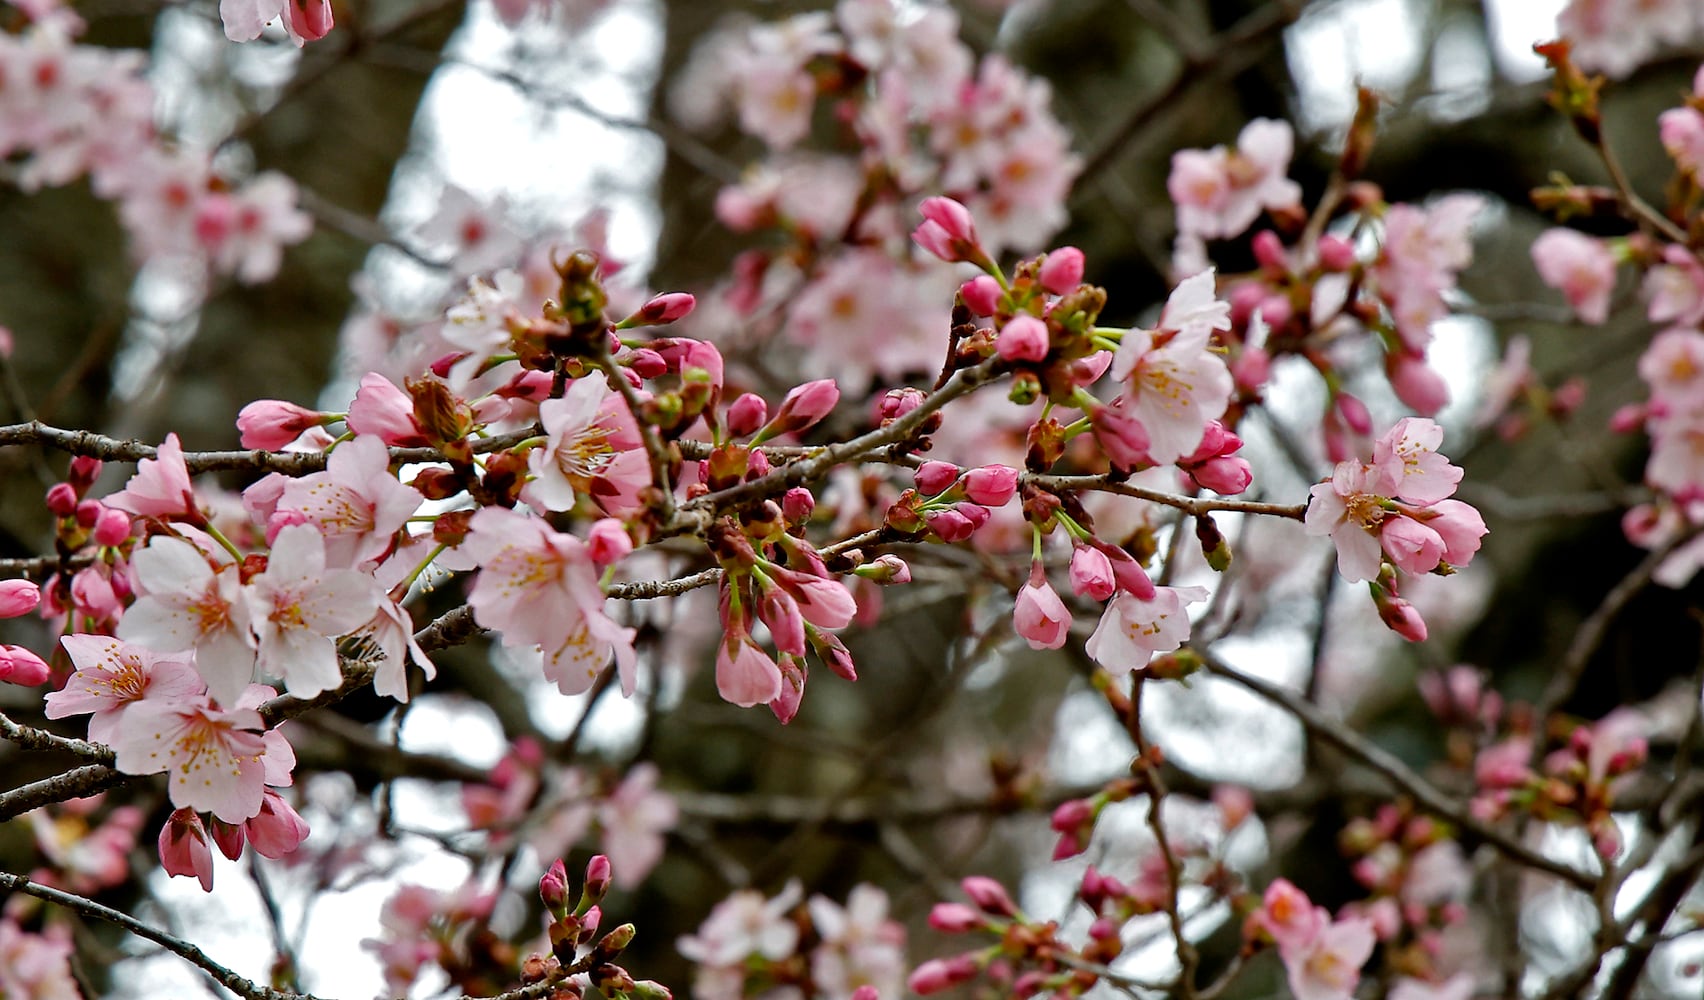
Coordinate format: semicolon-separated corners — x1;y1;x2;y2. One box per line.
1371;418;1462;506
527;375;649;515
247;523;382;699
243;788;311;858
1639;327;1704;414
105;432;196;520
1380;517;1447;576
1281;915;1376;1000
717;635;784;707
0;918;79;1000
598;763;678;889
1530;228;1616;324
1644;245;1704;328
112;691;278;823
464;506;637;696
346;372;431;446
46;634;203;743
1110;269;1234;464
1304;463;1391;583
1373;195;1483;352
277;434;423;568
1168;118;1302;242
1083;585;1208;670
118;536;257;707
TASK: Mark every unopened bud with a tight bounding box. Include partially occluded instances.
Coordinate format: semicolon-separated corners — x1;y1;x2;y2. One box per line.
960;876;1018;916
726;393;768;438
540;859;571;916
45;482;77;518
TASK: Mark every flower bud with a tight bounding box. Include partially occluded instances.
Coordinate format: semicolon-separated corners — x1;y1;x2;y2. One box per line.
92;507;132;546
540;859;571;915
1252;230;1287;274
1318;234;1357;272
1039;246;1086;295
915;461;963;496
595;922;636;957
959;274;1002;316
586;521;633;567
924;508;975;543
237;399;325;450
584;854;613;906
159;808;216;892
0;580;40;618
760;379;839;440
928;902;985;933
726;393;768;437
909;955;980;995
67;456;102;492
962;465;1019;506
879;387;925;421
996;314;1050;363
45;482;77;518
960;875;1018;916
1069;546;1116;601
782;487;815;525
0;645;51;686
630;292;696;326
853;554;911;585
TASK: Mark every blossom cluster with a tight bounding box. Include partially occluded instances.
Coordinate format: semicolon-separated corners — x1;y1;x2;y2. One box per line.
0;18;312;285
678;881;906;1000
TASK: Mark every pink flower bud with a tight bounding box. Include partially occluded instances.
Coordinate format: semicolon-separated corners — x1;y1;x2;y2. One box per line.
1039;246;1086;295
928;902;985;933
955;503;991;530
1094;540;1157;600
915;461;963;495
963;465;1019;506
1336;392;1373;435
1252;230;1287;274
879;387;925;421
1388;352;1450;416
783;487;815;524
1212;785;1254;830
759;588;808;657
1318;234;1357;272
1013;571;1071;650
960;875;1019;916
1375;593;1428;642
347;372;430;446
237;399;325;450
925;508;975;543
1190;455;1253;495
0;580;40;618
1088;404;1151;470
67;456;102;491
584;854;613;904
633;291;696;325
243;790;310;859
1050;798;1093;833
1232;345;1271;392
960;275;1002;315
913;197;986;265
587;519;633;566
908;956;979;995
0;645;50;686
45;482;77;518
1069;546;1116;601
997;314;1050;362
207;817;245;861
857;554;911;584
1257;293;1293;328
93;507;132;546
763;379;839;438
726;393;768;438
159;808;216;892
75;499;101;529
541;858;571;914
624;348;666;379
1609;402;1648;433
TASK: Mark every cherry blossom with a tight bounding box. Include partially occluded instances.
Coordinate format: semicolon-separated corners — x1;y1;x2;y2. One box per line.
247;523;382;698
104;433;196;520
527;375;649;515
1530;228;1617;324
45;634;203;743
111;685;283;823
1083;585;1209;671
597;763;679;889
1168;118;1302;242
1109;269;1234;465
464;506;638;696
118;536;257;707
276;434;423;568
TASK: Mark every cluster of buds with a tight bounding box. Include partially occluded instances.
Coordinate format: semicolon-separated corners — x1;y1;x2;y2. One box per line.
1336;803;1471;970
1048;777;1140;861
915;873;1146;998
527;855;664;1000
1472;711;1648;860
707;517;858;720
883;461;1017;543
